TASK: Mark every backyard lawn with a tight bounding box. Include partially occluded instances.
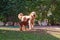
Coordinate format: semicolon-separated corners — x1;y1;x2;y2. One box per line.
0;29;60;40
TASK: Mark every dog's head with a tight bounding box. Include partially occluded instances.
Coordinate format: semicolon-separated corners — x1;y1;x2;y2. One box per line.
30;12;36;19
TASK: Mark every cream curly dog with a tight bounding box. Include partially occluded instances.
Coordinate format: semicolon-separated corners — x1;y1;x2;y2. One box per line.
18;12;36;31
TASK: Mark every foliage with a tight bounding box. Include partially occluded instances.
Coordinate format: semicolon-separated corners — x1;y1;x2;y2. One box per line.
0;0;60;23
52;1;60;23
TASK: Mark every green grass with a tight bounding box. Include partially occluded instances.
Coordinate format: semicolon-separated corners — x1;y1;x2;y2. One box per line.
0;30;60;40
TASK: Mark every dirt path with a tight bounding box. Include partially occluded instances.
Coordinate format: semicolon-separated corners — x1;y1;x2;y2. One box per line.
0;26;60;31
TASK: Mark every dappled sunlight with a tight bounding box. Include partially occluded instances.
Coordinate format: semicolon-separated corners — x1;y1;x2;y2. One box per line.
47;31;60;39
0;27;19;31
46;28;60;39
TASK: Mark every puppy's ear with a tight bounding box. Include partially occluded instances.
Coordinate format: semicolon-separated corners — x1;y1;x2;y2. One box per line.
18;13;24;20
34;14;37;18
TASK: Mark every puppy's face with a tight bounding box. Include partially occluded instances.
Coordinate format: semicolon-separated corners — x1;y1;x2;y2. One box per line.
30;12;36;18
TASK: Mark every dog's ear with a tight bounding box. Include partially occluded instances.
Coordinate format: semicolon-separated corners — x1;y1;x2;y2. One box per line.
18;13;24;20
34;14;37;18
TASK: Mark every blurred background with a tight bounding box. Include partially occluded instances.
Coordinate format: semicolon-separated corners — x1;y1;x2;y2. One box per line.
0;0;60;26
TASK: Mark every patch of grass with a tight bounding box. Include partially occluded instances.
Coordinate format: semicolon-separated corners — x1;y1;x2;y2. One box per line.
0;30;60;40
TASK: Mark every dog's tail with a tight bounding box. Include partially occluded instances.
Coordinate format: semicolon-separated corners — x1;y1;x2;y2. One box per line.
18;13;24;20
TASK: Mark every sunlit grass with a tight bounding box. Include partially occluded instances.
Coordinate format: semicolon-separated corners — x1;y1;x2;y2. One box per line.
47;32;60;39
52;34;60;39
0;27;19;31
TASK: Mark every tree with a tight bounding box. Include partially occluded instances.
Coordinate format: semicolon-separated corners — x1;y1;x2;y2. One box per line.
0;0;60;25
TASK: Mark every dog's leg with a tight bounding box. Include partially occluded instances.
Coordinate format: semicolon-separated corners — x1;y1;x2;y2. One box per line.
22;25;26;31
20;24;26;31
19;24;23;31
28;20;32;30
18;23;22;31
31;21;34;29
31;24;34;29
20;26;22;31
